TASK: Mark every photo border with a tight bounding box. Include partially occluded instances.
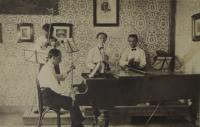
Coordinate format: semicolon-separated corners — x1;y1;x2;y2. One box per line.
0;23;2;43
17;23;34;43
51;23;73;40
192;13;200;41
93;0;119;27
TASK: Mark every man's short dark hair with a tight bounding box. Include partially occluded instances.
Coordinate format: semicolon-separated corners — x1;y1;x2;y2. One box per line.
96;32;107;39
48;49;61;59
128;34;138;41
42;23;54;34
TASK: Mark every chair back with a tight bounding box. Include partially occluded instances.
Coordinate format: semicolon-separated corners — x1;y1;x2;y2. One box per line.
36;79;43;113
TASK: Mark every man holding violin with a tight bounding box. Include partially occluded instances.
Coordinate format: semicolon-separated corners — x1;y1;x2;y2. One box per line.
86;32;110;78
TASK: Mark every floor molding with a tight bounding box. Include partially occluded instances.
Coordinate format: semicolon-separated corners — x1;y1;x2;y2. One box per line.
0;106;31;114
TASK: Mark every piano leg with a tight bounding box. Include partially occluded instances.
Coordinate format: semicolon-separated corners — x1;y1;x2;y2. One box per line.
97;110;109;127
189;99;198;123
93;107;100;125
93;109;109;127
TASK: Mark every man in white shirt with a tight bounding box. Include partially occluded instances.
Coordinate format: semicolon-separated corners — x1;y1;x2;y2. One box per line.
119;34;146;70
34;24;60;72
86;32;110;78
38;48;84;127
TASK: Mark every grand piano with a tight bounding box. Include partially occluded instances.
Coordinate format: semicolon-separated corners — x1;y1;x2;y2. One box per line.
75;68;200;126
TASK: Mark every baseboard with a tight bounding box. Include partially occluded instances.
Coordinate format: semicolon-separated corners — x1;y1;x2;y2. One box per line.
0;106;32;114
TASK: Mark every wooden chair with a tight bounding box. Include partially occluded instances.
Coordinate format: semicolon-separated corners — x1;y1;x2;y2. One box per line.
36;79;62;127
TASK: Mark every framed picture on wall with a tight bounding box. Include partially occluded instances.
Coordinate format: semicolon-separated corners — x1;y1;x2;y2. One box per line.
93;0;119;26
51;23;73;40
51;23;77;53
0;23;2;43
0;0;59;15
17;23;34;43
192;13;200;41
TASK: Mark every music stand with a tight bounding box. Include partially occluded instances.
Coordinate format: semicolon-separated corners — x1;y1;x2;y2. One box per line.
61;38;79;53
60;38;79;97
152;56;172;72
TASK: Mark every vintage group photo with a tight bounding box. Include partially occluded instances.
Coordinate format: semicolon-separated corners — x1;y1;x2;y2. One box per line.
0;0;200;127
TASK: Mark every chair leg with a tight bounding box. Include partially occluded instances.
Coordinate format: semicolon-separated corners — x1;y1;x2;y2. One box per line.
37;108;49;127
37;112;42;127
57;112;61;127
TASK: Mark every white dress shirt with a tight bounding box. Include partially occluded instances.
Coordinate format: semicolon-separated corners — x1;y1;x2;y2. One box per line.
34;36;47;51
119;46;146;68
86;46;106;70
38;61;64;94
33;36;51;64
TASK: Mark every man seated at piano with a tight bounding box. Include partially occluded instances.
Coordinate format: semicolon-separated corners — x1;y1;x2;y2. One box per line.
86;32;110;78
119;34;146;70
38;48;85;127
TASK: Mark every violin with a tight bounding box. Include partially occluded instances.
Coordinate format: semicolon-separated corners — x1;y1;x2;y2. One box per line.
44;37;60;48
103;54;110;71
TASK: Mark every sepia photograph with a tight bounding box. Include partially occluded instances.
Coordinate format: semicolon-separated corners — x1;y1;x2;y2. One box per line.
0;0;200;127
52;23;73;40
192;13;200;41
17;23;34;43
0;23;2;43
93;0;119;26
0;0;59;15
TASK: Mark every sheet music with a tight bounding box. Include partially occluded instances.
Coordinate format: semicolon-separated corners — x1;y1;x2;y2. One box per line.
61;39;79;53
152;57;172;71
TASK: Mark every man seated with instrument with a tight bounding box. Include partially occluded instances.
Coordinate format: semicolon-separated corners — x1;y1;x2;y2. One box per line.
86;32;110;78
38;48;85;127
119;34;146;70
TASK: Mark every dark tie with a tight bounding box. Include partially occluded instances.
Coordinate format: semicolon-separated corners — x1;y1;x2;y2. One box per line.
99;47;104;50
54;65;60;84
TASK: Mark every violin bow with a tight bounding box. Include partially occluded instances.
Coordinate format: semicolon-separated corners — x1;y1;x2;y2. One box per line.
46;8;54;47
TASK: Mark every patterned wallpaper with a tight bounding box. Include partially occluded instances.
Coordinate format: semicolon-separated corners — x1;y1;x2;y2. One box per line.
0;0;170;106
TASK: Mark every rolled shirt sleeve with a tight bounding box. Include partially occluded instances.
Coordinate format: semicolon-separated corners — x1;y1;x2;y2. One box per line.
119;50;129;67
86;49;96;70
139;50;147;68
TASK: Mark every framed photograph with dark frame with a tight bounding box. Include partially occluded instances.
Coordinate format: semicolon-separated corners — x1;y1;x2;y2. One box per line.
192;13;200;41
93;0;119;26
17;23;34;43
0;0;59;15
0;23;2;43
51;23;73;40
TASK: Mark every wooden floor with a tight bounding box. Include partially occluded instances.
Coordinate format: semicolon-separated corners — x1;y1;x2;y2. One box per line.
0;113;197;127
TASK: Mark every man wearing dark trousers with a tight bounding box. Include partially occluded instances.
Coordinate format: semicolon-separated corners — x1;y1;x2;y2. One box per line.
38;48;84;127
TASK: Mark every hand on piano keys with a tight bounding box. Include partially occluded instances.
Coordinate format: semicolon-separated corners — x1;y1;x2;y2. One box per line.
128;58;140;68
